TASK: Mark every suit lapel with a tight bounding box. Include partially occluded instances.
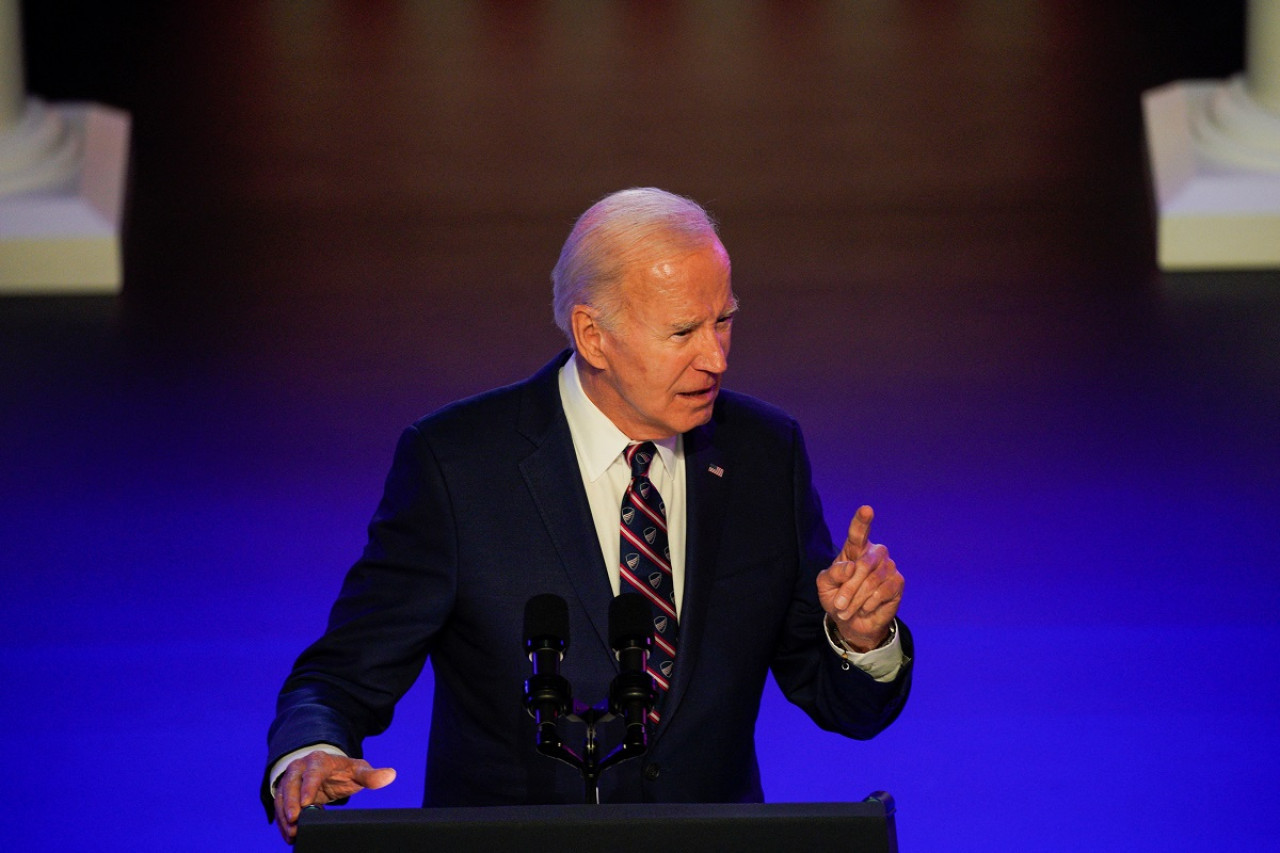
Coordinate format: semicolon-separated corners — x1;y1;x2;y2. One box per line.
516;353;615;657
653;417;729;739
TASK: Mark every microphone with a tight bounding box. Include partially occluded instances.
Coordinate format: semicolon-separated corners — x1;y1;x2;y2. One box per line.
608;594;655;744
523;594;572;735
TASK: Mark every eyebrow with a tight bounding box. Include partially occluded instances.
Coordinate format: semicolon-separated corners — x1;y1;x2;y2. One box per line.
670;298;740;334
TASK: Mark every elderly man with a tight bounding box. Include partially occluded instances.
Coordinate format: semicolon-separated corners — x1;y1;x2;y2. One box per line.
266;188;912;843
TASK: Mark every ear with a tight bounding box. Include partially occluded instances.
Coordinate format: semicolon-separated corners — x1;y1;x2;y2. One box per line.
571;305;609;370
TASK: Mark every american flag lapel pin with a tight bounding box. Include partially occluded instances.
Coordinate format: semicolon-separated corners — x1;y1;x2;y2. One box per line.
708;464;724;478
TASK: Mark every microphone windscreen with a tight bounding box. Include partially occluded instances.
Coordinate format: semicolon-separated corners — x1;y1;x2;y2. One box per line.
524;593;570;649
609;593;652;648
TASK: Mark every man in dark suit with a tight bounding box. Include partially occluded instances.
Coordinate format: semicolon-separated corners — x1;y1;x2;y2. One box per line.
267;188;912;843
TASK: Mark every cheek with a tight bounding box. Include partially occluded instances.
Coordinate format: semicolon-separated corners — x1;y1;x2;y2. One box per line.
622;364;664;408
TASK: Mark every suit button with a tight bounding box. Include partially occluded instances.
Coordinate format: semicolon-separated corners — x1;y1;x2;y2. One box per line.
643;763;660;781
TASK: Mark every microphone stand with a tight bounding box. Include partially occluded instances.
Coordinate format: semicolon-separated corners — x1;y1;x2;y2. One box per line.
532;699;649;804
523;594;655;803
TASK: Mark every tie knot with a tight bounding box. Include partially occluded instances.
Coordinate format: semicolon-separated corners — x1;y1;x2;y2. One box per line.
626;441;658;479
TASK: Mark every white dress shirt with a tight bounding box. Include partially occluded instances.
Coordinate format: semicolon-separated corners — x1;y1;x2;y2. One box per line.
557;353;687;615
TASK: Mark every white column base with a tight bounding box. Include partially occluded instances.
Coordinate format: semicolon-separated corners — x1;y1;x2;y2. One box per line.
0;102;130;294
1143;79;1280;271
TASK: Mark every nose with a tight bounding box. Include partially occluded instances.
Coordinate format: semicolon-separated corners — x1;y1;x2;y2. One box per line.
694;327;729;374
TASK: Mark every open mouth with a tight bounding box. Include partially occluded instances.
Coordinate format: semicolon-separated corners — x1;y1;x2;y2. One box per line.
679;384;719;401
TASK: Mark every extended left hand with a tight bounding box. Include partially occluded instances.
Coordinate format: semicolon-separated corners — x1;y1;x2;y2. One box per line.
274;751;397;844
816;506;903;651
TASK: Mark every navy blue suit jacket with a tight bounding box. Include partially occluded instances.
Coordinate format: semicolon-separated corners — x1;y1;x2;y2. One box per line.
265;352;912;812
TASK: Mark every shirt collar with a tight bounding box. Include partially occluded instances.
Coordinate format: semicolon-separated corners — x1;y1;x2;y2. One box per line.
559;353;679;482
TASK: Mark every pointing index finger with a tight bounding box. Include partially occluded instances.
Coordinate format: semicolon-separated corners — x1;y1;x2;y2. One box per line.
845;505;875;556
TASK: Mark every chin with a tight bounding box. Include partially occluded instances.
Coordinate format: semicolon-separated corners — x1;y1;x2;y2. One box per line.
679;409;716;433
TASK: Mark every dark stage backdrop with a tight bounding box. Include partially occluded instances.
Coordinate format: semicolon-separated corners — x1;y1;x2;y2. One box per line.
4;2;1277;850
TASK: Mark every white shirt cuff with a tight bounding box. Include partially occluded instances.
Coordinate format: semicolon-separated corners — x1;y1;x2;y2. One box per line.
824;616;904;683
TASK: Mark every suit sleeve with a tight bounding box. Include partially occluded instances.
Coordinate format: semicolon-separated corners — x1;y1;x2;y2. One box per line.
262;424;456;814
768;421;913;740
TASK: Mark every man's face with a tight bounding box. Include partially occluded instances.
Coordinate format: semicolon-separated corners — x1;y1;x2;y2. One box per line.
582;240;737;440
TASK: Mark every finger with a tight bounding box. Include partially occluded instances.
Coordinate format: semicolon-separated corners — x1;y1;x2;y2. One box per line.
829;560;869;611
278;810;292;845
298;754;335;808
274;790;290;842
354;765;398;791
849;567;903;627
863;573;903;616
817;558;854;592
285;761;307;821
834;544;887;614
841;506;875;560
842;548;890;616
275;766;302;841
852;565;898;617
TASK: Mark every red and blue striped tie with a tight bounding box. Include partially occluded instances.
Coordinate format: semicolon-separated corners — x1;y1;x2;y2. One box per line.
619;441;677;724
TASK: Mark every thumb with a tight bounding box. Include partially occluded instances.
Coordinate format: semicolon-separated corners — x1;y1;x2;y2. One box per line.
355;765;397;791
817;559;853;591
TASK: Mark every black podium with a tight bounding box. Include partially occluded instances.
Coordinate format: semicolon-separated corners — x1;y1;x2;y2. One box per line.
295;796;898;853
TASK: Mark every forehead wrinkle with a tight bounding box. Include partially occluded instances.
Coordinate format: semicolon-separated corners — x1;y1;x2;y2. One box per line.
616;243;733;332
667;293;738;333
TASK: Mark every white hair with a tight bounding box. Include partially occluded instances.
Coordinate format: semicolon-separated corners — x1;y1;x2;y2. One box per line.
551;188;722;344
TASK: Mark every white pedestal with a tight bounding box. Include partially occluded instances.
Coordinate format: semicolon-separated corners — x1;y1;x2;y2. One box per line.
1143;79;1280;271
0;102;130;294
